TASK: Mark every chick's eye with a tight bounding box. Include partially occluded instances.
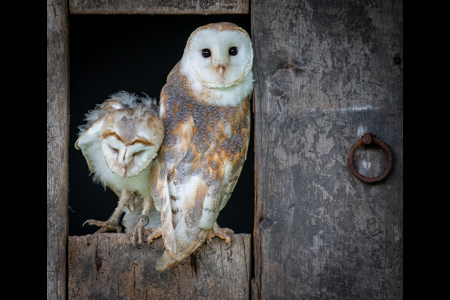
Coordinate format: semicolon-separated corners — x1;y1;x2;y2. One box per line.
229;47;238;56
134;150;145;156
201;49;211;58
109;146;118;153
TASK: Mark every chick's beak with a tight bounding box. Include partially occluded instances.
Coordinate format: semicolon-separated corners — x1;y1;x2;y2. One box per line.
121;165;127;178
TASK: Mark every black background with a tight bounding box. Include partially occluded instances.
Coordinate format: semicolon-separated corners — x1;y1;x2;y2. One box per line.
68;14;254;238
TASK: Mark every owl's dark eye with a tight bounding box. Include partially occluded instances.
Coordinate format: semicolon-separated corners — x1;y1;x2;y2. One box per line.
201;49;211;58
229;47;238;56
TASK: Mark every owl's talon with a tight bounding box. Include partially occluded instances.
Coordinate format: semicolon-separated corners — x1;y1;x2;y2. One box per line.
82;219;122;233
208;226;234;244
145;227;162;243
224;240;232;250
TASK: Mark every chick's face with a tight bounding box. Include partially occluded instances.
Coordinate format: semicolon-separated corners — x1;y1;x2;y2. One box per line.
100;109;164;178
101;135;159;178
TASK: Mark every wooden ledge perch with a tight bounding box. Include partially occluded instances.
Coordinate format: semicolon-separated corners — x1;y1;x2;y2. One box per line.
68;233;251;299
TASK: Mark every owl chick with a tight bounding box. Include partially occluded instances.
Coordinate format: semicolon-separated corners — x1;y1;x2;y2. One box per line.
151;22;253;271
75;91;164;244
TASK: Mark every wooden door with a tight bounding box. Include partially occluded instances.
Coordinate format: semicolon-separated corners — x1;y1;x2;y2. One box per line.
251;0;403;299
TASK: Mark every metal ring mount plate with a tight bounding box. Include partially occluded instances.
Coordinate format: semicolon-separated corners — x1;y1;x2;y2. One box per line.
347;133;393;183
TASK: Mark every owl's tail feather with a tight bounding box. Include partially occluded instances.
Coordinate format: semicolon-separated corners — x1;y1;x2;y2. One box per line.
155;251;179;271
156;229;209;272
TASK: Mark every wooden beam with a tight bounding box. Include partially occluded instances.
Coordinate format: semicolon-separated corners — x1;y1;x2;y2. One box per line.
69;0;249;15
69;233;251;299
47;0;70;299
251;0;403;299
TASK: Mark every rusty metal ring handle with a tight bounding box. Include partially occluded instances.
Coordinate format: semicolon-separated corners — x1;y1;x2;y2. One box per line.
347;133;393;183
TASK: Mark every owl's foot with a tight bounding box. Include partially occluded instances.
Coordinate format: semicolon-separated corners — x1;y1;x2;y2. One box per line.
132;215;154;247
82;219;122;234
132;217;146;247
207;225;234;243
145;227;163;243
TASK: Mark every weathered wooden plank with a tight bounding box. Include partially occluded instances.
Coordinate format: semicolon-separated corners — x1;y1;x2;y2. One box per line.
47;0;70;299
69;0;249;15
252;0;403;299
68;233;251;299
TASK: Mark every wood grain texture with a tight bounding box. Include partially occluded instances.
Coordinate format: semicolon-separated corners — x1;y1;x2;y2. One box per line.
68;233;251;299
69;0;249;15
251;0;403;299
47;0;70;299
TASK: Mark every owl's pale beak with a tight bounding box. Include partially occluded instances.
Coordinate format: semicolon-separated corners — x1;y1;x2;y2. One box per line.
217;65;225;78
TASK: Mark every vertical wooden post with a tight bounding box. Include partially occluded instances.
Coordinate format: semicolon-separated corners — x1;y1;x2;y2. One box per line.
47;0;69;299
252;0;403;299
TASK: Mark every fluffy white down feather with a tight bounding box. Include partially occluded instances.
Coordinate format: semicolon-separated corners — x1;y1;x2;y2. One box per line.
76;91;162;232
78;91;158;134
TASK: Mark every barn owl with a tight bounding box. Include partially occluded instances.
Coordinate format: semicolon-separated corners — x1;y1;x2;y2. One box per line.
75;91;164;244
151;22;253;271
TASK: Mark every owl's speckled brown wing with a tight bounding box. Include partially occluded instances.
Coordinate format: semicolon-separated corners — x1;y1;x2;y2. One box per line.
151;63;251;264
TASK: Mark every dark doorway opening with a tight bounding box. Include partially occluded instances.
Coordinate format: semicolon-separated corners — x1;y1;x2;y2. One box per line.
68;14;254;247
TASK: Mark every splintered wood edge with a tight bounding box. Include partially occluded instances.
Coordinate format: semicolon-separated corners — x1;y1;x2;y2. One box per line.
69;0;249;15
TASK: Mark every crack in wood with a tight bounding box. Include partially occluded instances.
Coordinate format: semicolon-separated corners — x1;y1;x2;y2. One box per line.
94;245;102;272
